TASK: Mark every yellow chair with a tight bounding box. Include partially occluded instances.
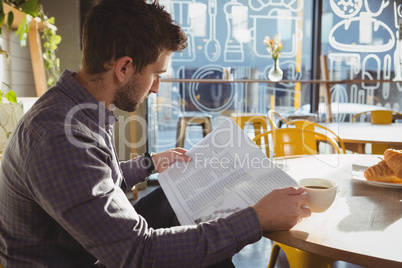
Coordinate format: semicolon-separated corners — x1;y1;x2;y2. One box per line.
352;110;402;154
253;128;341;268
253;128;341;157
351;109;402;124
286;120;346;154
268;110;288;129
268;110;318;130
230;113;269;155
268;241;336;268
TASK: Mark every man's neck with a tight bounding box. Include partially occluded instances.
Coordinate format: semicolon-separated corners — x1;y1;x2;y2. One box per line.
74;69;115;109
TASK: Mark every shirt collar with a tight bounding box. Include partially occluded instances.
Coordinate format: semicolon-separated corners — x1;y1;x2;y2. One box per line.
57;69;119;127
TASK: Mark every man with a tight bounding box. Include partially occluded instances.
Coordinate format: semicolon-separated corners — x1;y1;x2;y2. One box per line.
0;0;311;267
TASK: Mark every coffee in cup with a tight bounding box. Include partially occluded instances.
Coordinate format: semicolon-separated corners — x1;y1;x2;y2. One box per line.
298;178;337;213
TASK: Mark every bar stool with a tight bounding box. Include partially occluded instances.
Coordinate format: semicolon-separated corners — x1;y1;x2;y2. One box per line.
176;114;212;148
230;113;269;156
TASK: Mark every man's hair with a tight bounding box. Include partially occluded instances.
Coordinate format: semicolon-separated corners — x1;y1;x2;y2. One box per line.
81;0;188;74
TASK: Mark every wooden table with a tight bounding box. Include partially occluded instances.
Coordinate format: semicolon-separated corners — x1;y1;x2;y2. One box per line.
264;154;402;268
325;122;402;154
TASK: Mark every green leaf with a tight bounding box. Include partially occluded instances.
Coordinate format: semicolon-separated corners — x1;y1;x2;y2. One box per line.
16;16;26;36
2;82;11;90
44;60;50;69
19;34;27;46
7;11;14;29
16;16;30;46
5;90;17;103
0;11;5;27
54;35;62;45
47;77;56;87
47;16;55;24
19;0;40;17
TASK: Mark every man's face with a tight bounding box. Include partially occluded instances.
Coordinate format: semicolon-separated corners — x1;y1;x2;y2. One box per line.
113;51;171;112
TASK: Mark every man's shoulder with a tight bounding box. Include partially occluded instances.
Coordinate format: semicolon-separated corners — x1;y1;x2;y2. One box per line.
25;87;94;133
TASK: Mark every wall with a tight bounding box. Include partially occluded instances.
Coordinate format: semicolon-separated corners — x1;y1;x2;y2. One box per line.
41;0;82;72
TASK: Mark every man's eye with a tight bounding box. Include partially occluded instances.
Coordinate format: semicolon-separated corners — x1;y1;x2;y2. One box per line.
154;75;161;80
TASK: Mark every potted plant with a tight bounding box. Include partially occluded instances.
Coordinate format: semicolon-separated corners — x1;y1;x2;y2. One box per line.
0;0;61;87
0;82;22;153
0;0;60;153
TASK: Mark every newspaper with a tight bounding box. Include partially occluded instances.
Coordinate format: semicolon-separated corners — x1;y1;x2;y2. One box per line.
158;118;298;225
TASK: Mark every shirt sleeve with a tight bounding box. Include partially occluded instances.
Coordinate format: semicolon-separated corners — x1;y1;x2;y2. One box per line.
149;207;262;267
26;126;262;267
120;156;151;190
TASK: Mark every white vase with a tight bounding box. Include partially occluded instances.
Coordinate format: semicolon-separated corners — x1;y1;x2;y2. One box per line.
268;58;283;82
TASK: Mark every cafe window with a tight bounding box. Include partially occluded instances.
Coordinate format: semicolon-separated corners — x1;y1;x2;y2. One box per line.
320;0;402;121
148;0;402;152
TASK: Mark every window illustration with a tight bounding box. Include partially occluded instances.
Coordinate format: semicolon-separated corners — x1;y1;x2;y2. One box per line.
148;0;402;152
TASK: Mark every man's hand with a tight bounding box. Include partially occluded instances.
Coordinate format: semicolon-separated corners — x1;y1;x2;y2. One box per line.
253;187;311;232
152;148;192;173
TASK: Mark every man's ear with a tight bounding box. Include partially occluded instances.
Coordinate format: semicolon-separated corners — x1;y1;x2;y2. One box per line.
115;56;133;83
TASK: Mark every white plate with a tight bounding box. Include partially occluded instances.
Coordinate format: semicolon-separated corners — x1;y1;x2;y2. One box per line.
351;164;402;188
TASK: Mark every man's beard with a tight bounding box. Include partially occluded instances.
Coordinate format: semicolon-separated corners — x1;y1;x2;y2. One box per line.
113;76;143;112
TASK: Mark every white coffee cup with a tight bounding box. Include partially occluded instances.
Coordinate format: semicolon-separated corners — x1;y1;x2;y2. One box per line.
298;178;337;213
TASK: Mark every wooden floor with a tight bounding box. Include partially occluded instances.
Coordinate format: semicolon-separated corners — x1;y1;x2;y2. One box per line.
128;186;367;268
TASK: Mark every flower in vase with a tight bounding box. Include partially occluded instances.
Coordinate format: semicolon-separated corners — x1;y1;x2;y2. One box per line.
263;33;283;61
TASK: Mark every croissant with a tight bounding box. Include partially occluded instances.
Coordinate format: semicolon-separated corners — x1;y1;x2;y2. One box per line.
364;159;402;183
384;149;402;178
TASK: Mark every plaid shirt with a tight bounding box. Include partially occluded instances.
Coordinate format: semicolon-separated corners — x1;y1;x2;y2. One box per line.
0;70;262;267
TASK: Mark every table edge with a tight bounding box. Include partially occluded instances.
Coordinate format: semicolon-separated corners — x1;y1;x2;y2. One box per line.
264;231;402;268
